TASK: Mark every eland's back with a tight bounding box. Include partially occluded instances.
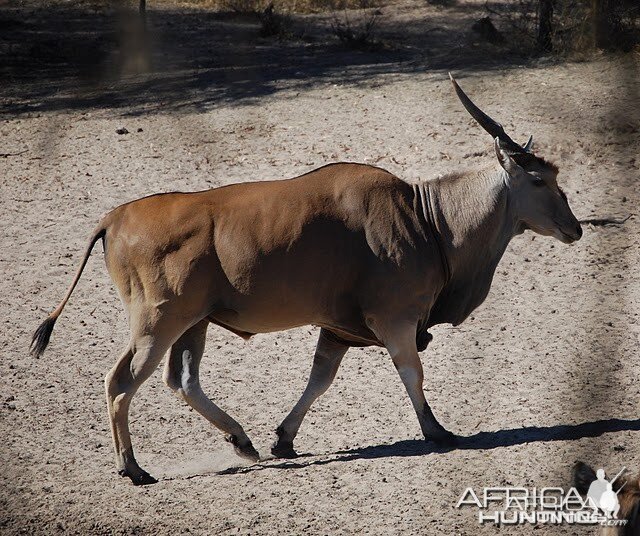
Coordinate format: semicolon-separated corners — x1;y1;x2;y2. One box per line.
103;162;435;339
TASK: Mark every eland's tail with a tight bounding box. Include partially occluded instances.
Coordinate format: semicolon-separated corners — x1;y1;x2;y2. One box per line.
30;224;107;357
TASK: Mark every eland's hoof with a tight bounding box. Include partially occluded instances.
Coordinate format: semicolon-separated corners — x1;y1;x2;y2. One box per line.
119;468;158;486
271;440;299;459
225;434;260;462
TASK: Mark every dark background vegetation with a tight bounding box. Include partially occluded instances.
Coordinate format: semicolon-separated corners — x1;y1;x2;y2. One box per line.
1;0;638;117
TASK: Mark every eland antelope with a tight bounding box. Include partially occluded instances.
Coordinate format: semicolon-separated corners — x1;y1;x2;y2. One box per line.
31;75;582;485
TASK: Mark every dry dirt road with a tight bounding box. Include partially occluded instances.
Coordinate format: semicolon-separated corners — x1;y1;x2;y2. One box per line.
1;3;639;534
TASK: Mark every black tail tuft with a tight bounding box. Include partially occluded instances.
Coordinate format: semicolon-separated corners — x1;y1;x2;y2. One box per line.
30;316;57;358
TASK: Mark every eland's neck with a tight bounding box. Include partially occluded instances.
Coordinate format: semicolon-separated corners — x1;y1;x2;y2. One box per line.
427;168;517;279
419;168;518;326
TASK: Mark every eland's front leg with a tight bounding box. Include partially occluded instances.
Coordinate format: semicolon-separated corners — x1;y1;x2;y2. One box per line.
272;329;348;458
382;321;455;445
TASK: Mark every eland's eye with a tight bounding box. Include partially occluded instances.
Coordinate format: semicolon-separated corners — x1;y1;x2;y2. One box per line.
533;177;545;187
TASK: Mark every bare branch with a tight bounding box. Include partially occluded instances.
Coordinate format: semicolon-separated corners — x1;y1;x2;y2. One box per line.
580;214;632;226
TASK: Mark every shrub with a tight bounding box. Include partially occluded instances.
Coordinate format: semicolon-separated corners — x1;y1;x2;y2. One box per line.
331;4;381;49
260;2;294;38
487;0;640;54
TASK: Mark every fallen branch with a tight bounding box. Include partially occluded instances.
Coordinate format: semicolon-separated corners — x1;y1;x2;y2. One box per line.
580;214;632;227
0;149;28;158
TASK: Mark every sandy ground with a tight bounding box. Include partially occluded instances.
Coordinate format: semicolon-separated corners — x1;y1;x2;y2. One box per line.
1;1;639;534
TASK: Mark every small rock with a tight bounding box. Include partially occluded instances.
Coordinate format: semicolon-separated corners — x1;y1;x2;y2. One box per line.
116;127;129;135
137;128;143;132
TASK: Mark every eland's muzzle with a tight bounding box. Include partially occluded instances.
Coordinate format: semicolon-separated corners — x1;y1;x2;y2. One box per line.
559;222;582;243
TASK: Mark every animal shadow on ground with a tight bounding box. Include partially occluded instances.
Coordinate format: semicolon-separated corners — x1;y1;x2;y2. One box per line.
217;418;640;475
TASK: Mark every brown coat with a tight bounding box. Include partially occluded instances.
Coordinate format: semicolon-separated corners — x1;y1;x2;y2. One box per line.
31;78;582;485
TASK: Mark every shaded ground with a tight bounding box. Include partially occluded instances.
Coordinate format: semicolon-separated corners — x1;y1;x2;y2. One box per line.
1;0;639;534
1;0;536;116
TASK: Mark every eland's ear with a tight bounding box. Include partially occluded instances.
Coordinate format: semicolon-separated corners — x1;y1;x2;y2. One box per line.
494;137;521;177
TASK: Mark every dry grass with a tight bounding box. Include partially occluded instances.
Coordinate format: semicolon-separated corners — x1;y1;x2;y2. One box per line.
170;0;381;13
80;0;383;14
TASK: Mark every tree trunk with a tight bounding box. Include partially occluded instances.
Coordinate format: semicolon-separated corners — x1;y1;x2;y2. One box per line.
537;0;554;52
593;0;613;49
139;0;147;27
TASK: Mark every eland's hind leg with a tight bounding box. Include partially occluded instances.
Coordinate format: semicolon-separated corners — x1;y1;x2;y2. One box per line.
163;320;260;462
272;328;348;458
105;316;186;485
